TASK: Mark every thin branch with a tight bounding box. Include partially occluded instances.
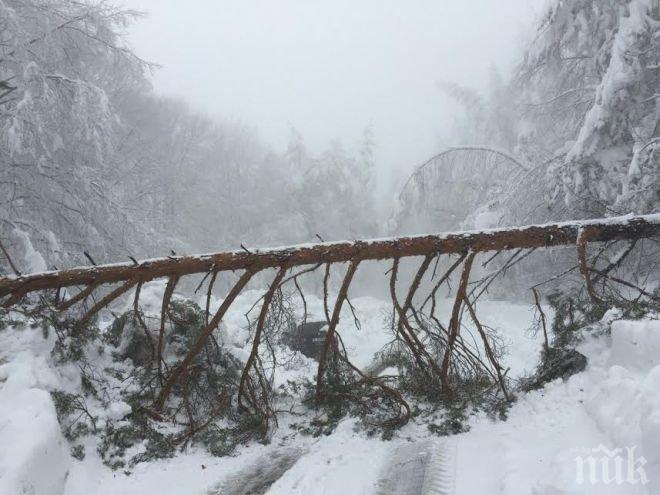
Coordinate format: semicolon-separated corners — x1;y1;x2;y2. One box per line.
577;228;603;305
316;260;360;402
155;268;257;412
0;240;20;275
531;288;549;350
79;279;139;326
440;252;476;396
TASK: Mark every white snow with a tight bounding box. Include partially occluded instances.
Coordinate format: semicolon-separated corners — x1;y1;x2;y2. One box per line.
267;420;389;495
567;0;650;162
0;388;70;495
1;293;659;494
454;316;660;494
467;202;503;230
107;401;133;421
609;319;660;371
0;328;70;495
13;227;48;274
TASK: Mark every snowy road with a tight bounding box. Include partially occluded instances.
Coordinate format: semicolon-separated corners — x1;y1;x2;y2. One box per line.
376;440;456;495
208;447;305;495
207;440;457;495
4;296;660;494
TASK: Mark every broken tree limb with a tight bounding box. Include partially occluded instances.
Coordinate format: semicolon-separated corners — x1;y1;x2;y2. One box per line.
588;267;660;303
57;280;102;312
389;257;436;375
316;260;360;402
155;268;257;412
204;270;218;326
238;267;288;419
463;296;510;401
577;228;603;305
158;275;179;384
78;278;138;326
421;252;467;314
441;252;476;395
390;255;444;380
1;214;658;300
531;287;549;350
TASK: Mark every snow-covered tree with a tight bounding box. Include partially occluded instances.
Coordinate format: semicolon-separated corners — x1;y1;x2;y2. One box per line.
0;0;151;269
286;132;378;243
434;0;658;230
514;0;659;220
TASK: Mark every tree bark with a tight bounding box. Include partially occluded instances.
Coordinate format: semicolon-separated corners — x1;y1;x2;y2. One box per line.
1;214;658;299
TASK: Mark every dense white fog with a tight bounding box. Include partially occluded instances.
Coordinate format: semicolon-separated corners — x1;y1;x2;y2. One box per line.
120;0;541;195
0;2;658;494
1;0;656;269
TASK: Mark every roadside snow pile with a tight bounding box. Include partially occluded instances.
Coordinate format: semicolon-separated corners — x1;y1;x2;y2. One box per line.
609;319;660;371
586;318;660;486
0;327;70;495
456;314;660;494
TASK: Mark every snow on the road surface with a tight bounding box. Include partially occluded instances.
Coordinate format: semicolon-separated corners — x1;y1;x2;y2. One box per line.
1;294;659;494
374;439;457;495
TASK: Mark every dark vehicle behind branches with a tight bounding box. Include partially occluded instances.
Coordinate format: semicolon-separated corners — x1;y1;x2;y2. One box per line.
283;321;328;359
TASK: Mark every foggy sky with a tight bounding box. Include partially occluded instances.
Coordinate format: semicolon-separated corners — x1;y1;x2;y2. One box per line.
120;0;543;195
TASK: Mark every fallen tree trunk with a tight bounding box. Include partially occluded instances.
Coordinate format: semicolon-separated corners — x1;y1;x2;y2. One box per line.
3;214;657;442
1;214;659;299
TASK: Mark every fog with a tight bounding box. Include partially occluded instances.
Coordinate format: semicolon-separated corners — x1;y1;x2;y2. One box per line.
2;2;659;492
121;0;542;192
3;0;655;268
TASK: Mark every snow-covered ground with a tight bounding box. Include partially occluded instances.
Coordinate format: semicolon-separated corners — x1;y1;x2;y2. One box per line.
455;318;659;494
1;291;659;494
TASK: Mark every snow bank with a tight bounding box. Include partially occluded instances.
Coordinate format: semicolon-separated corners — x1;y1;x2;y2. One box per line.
585;318;660;488
0;328;71;495
455;316;660;494
610;319;660;371
0;389;70;495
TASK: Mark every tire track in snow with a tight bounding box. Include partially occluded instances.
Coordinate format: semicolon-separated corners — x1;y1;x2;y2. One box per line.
207;447;305;495
421;439;456;495
375;439;456;495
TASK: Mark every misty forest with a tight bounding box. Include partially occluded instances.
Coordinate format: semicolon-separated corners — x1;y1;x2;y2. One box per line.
0;1;659;494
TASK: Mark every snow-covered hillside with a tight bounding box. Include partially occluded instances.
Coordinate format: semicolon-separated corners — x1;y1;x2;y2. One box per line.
1;291;658;494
